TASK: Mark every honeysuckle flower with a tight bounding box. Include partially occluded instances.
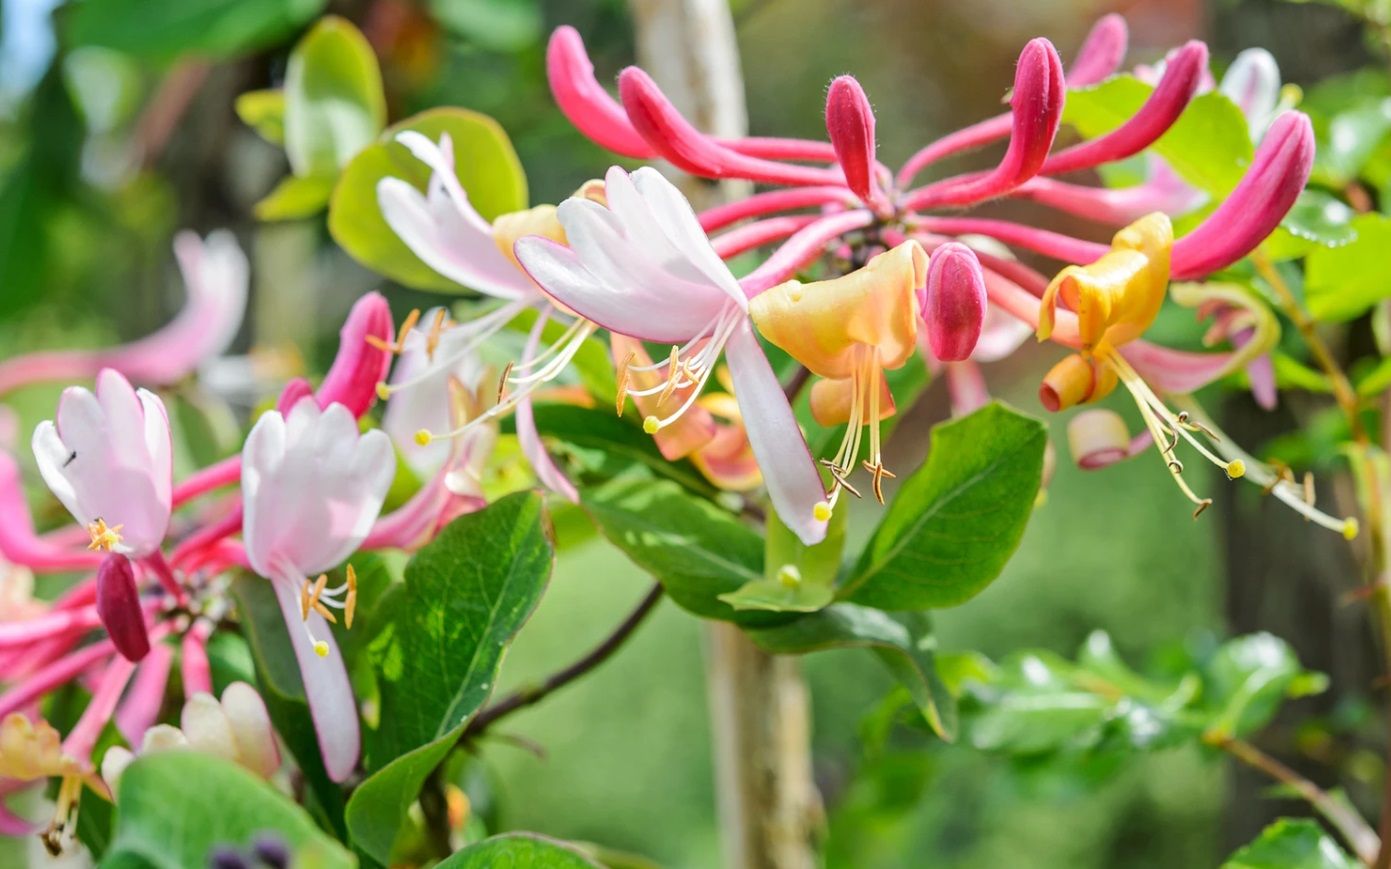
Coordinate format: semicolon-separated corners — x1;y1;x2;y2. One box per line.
514;165;829;544
241;399;394;781
32;369;172;560
921;242;986;362
0;231;248;397
1221;48;1284;138
688;390;762;493
375;131;588;501
750;240;927;507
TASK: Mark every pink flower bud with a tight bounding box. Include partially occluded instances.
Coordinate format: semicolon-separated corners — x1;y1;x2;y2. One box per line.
547;26;656;159
825;76;879;204
315;292;393;418
923;243;987;362
1172;111;1314;279
97;554;149;662
1066;14;1128;86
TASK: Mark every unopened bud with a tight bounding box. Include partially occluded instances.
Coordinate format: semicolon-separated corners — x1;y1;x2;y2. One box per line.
220;682;280;779
97;553;149;662
181;693;239;764
923;243;987;362
825;75;879;204
1067;409;1133;469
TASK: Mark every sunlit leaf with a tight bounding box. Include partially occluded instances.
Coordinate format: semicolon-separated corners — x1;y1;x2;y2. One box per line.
284;16;386;178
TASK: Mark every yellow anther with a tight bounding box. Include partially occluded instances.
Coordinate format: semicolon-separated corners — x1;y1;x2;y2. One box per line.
1226;460;1246;480
643;415;660;435
615;350;636;418
415;429;433;446
655;347;683;408
813;501;833;522
313;641;329;658
1344;518;1360;541
777;565;802;589
375;382;391;401
345;564;358;630
299;582;311;620
425;308;449;360
86;519;123;553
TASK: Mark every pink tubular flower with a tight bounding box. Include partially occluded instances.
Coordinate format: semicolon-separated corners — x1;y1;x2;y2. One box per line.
825;75;885;210
241;398;394;782
318;291;395;418
514;166;829;544
32;369;172;559
0;231;248;397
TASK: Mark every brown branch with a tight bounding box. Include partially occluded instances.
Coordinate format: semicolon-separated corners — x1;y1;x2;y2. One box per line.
1211;734;1379;864
462;583;664;740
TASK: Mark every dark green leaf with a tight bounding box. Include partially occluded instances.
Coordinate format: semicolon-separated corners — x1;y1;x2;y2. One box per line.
102;753;352;869
531;404;715;498
749;605;957;740
1305;213;1391;321
330;108;527;292
1222;818;1358;869
66;0;328;62
284;16;386;177
347;493;552;863
437;832;602;868
841;403;1046;609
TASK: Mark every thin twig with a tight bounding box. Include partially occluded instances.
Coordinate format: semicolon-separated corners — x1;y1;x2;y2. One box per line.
1211;734;1380;864
462;583;664;740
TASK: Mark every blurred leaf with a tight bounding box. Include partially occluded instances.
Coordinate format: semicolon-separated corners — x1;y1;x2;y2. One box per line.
235;89;286;145
749;605;958;740
719;504;846;612
347;493;552;863
582;474;790;626
841;403;1045;609
1305;213;1391;321
330;108;526;291
438;832;602;867
1356;356;1391;396
1263;190;1358;261
253;173;335;221
1202;633;1317;739
429;0;543;52
65;0;328;62
1222;818;1358;869
1274;353;1335;393
1318;98;1391;185
104;753;352;868
284;16;386;178
1065;77;1253;195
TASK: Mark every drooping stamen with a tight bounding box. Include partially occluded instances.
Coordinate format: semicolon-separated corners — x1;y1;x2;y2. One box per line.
376;300;528;403
365;307;421;356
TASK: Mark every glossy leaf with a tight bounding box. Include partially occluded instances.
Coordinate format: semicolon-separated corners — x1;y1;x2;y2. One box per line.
841;403;1046;609
1202;633;1322;739
1305;213;1391;322
438;832;602;868
749;605;958;740
329;107;527;292
1064;77;1253;196
1222;818;1358;869
66;0;328;62
528;404;716;498
1263;190;1358;261
103;753;352;869
346;493;553;863
719;506;845;612
283;16;386;178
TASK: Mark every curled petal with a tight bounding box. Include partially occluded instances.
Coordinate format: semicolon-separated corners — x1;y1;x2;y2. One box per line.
1067;14;1129;86
923;243;987;362
825;75;881;205
1039;353;1118;412
315;292;394;418
1067;408;1151;469
1171;111;1314;279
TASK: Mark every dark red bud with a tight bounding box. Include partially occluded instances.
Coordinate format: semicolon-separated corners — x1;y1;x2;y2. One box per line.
98;553;149;662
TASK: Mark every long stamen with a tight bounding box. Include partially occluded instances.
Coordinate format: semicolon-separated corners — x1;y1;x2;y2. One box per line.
376;301;527;401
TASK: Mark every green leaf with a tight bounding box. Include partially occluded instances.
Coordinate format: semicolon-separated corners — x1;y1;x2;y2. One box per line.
235;89;286;146
347;493;553;863
1305;213;1391;321
66;0;328;62
102;753;352;869
749;605;957;740
1318;100;1391;185
253;173;336;221
429;0;543;52
1263;190;1358;261
530;405;715;498
1064;76;1254;195
582;474;788;626
718;505;845;612
840;403;1046;609
330;107;527;292
284;16;386;178
438;832;603;868
1202;633;1316;739
1222;818;1358;869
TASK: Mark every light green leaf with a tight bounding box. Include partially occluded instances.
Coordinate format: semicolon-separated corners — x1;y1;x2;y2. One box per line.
66;0;328;62
429;0;543;52
1305;212;1391;321
1203;633;1317;739
253;173;335;221
719;505;845;612
284;16;386;178
840;403;1046;609
438;832;602;868
1222;818;1358;869
1263;190;1358;261
749;605;957;740
330;108;527;291
235;89;286;146
1064;76;1254;195
102;753;352;869
346;493;552;863
1318;99;1391;185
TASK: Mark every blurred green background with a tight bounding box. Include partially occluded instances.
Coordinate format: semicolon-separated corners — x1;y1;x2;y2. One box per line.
0;0;1379;866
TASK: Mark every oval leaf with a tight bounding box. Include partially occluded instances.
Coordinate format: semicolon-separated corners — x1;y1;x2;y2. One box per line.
438;833;603;868
284;16;386;178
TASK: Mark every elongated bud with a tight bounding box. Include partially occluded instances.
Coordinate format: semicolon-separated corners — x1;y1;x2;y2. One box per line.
1043;41;1207;175
826;76;879;204
546;26;656;159
97;553;149;662
1039;353;1118;412
1067;14;1128;85
181;693;239;762
1172;111;1314;279
923;243;986;361
220;682;281;779
1003;39;1065;186
1221;48;1281;133
316;292;393;418
618;67;840;187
